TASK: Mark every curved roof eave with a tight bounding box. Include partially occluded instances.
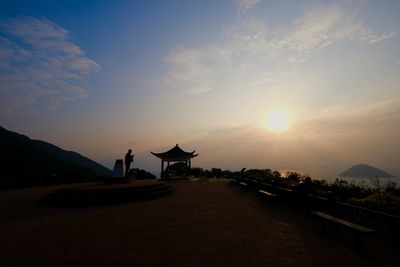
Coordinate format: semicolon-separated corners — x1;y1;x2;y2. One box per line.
151;144;199;160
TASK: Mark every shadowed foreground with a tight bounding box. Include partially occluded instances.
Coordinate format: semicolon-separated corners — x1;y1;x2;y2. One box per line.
0;180;398;266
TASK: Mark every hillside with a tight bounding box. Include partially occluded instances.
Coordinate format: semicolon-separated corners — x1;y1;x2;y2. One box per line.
0;126;111;187
339;164;393;178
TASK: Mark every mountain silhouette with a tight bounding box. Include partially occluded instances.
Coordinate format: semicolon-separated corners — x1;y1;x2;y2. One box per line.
339;163;393;178
0;126;111;187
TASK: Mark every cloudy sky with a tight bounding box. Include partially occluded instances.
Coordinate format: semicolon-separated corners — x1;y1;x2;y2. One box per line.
1;0;399;178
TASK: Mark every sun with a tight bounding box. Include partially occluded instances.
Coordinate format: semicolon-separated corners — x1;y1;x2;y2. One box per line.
266;112;290;133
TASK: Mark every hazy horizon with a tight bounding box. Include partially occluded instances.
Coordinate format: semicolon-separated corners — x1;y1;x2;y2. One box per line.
1;0;400;179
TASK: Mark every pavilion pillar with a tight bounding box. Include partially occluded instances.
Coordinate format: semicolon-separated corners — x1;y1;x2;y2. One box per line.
161;159;164;179
185;160;188;179
167;161;170;180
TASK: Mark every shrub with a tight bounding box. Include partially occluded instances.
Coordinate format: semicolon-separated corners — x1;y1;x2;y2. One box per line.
189;167;204;177
348;191;400;215
132;168;156;179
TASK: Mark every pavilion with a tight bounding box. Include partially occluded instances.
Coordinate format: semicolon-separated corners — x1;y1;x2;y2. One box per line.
151;144;198;179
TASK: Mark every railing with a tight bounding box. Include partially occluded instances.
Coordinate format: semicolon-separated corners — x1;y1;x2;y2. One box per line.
232;176;400;223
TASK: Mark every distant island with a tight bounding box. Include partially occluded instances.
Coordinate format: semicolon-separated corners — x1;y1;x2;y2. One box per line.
0;126;111;187
339;163;394;178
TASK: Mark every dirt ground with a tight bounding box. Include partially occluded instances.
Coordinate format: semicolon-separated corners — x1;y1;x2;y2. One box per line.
0;180;398;266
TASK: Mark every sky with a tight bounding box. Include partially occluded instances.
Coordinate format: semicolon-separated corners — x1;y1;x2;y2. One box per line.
1;0;400;178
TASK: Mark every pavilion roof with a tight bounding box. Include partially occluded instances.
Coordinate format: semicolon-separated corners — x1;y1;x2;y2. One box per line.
151;144;198;161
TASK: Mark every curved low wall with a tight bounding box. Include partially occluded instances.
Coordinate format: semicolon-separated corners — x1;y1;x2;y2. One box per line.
42;180;173;206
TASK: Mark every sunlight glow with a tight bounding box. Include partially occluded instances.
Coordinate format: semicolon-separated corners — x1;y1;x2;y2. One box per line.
266;112;290;133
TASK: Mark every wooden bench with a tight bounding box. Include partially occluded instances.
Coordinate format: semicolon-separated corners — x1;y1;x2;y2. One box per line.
249;179;259;185
258;190;276;203
260;182;273;187
276;186;293;194
239;182;248;191
311;210;375;247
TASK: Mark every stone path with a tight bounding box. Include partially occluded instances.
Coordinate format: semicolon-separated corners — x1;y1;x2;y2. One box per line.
0;180;398;266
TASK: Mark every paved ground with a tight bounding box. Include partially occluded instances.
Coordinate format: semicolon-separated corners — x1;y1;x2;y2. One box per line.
0;180;399;266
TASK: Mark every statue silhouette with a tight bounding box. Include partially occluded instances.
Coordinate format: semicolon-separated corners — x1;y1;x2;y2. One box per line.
124;149;134;177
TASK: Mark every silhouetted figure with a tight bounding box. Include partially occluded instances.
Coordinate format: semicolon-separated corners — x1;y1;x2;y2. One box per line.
295;176;313;207
326;191;337;213
124;149;134;177
240;168;246;180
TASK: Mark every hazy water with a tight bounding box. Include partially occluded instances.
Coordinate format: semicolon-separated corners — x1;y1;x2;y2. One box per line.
317;176;400;188
277;169;399;188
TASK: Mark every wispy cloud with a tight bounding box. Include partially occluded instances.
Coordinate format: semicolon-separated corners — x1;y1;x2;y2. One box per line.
0;16;100;115
237;0;263;13
363;31;396;44
297;98;400;137
170;98;400;177
163;2;395;95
